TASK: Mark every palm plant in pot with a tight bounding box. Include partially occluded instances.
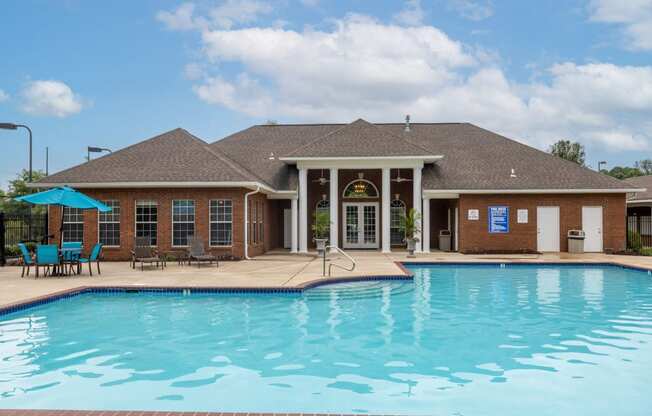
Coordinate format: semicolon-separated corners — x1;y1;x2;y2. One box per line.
400;208;421;257
312;210;330;255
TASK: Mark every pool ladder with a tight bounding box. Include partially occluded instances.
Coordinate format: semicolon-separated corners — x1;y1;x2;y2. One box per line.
322;245;356;277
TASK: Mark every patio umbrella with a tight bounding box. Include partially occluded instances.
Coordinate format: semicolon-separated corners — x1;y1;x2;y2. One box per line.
14;186;111;246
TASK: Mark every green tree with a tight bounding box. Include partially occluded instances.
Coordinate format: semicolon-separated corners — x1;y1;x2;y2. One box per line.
549;140;586;166
635;159;652;175
0;169;47;215
605;166;644;180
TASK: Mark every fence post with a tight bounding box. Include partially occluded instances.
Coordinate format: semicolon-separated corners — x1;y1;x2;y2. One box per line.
0;212;5;267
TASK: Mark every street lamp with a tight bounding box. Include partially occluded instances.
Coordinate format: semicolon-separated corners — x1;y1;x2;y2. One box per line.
87;146;112;161
598;161;607;172
0;122;33;182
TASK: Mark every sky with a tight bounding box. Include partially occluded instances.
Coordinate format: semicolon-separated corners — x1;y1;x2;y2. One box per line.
1;0;651;188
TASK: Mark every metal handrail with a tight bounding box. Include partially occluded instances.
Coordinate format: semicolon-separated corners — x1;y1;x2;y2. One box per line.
324;245;356;277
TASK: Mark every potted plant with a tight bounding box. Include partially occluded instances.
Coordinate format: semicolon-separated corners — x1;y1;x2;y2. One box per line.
400;208;421;257
312;210;330;255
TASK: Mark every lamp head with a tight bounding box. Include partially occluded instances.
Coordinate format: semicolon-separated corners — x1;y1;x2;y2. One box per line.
0;123;18;130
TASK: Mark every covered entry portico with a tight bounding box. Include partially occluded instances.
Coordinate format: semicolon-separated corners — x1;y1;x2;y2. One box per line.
281;157;442;253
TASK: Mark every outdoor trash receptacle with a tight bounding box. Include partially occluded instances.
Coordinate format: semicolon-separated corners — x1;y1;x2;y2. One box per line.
568;230;585;253
439;230;452;252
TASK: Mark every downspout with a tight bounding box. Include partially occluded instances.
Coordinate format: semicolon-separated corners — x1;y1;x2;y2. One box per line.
244;186;260;260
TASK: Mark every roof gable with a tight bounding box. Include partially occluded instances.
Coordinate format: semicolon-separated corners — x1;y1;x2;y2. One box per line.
283;119;436;158
39;128;258;185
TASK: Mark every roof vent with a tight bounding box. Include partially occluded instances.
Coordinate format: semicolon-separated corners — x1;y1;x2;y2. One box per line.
404;115;411;132
510;168;517;178
268;152;275;160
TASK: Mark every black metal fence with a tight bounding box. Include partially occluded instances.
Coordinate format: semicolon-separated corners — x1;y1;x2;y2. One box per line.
627;215;652;250
1;212;48;265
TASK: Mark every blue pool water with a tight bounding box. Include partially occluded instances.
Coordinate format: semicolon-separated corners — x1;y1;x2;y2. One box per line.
1;264;652;415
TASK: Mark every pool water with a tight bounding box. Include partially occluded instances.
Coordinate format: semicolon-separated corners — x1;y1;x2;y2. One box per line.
1;264;652;415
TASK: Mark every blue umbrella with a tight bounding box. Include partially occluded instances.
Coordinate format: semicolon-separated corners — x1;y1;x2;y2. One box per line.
15;186;111;246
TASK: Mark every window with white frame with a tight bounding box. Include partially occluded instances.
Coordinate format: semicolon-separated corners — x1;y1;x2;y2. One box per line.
172;200;195;246
210;199;232;246
99;200;120;246
258;201;264;243
62;207;84;243
315;198;330;240
135;200;158;245
390;199;406;245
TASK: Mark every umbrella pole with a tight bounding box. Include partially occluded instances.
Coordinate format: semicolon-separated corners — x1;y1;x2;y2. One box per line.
59;205;64;248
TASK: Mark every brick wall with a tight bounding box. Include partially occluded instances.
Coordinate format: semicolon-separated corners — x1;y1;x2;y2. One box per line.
458;193;626;253
48;188;283;260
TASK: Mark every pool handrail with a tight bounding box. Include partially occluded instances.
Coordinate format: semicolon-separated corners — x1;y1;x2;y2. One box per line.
325;245;356;277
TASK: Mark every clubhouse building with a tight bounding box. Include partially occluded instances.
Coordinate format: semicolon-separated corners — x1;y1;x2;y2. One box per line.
36;118;641;259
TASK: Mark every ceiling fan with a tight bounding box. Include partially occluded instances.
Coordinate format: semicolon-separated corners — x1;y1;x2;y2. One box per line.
312;169;330;186
391;169;412;183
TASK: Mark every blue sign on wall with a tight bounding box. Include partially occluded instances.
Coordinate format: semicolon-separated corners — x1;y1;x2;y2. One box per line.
488;206;509;233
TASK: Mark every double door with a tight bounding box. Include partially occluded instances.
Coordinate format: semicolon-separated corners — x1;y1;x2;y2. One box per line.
343;202;379;249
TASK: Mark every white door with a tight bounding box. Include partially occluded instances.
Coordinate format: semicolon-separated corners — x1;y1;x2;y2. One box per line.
537;206;560;252
582;206;603;252
342;202;379;249
283;209;292;249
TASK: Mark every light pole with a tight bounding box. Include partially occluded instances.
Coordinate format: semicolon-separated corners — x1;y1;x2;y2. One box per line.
87;146;112;161
598;161;607;172
0;122;33;182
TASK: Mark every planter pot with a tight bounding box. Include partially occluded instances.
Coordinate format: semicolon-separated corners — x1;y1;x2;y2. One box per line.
406;238;417;257
315;238;328;256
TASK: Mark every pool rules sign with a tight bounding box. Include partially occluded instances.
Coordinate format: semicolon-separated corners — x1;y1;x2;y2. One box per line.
488;206;509;233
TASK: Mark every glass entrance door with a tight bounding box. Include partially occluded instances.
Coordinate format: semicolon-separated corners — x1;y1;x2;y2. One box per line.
342;203;379;249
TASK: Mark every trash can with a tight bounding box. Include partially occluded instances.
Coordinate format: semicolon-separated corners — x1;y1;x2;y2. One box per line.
439;230;452;252
568;230;585;253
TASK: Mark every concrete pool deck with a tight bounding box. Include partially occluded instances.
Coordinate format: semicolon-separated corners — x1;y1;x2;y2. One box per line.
2;250;652;310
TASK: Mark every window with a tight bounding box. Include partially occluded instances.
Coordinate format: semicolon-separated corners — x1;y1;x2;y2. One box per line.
210;199;232;246
315;198;330;240
136;200;158;245
258;201;264;243
172;200;195;246
99;200;120;246
252;201;257;244
62;207;84;243
343;179;379;198
390;199;406;245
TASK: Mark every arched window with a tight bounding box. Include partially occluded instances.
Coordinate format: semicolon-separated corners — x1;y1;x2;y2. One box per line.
390;199;406;245
316;198;329;215
343;179;379;198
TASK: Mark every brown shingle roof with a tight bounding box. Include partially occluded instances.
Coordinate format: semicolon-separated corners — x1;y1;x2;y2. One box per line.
39;120;635;192
624;175;652;201
39;128;259;185
283;118;436;158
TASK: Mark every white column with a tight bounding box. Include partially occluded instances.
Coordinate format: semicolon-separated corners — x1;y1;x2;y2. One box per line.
299;167;308;253
422;197;430;253
381;167;391;253
329;168;339;250
413;166;422;252
290;197;298;253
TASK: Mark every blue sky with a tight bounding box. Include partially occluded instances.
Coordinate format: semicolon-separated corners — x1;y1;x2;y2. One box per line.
1;0;651;187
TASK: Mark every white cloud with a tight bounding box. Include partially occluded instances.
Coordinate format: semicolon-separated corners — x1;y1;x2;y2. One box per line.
161;10;652;153
589;0;652;50
0;89;8;102
447;0;493;21
393;0;425;26
300;0;319;6
20;80;84;117
157;0;272;31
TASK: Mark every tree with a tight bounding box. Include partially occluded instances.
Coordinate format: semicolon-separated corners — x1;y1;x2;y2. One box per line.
0;169;47;215
549;140;586;166
635;159;652;175
605;166;644;180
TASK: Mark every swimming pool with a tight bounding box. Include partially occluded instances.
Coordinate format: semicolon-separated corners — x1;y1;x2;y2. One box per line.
1;264;651;415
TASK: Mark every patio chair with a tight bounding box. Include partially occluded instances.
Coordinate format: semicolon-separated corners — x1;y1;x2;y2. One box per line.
79;243;103;276
18;243;34;277
131;237;163;271
188;237;218;268
35;244;61;277
61;242;82;275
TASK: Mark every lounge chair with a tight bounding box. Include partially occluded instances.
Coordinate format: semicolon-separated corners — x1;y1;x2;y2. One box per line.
35;244;61;277
131;237;163;270
18;243;34;277
188;237;218;268
79;243;103;276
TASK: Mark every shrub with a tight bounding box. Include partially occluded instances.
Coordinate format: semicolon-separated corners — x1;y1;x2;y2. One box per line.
628;231;642;253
